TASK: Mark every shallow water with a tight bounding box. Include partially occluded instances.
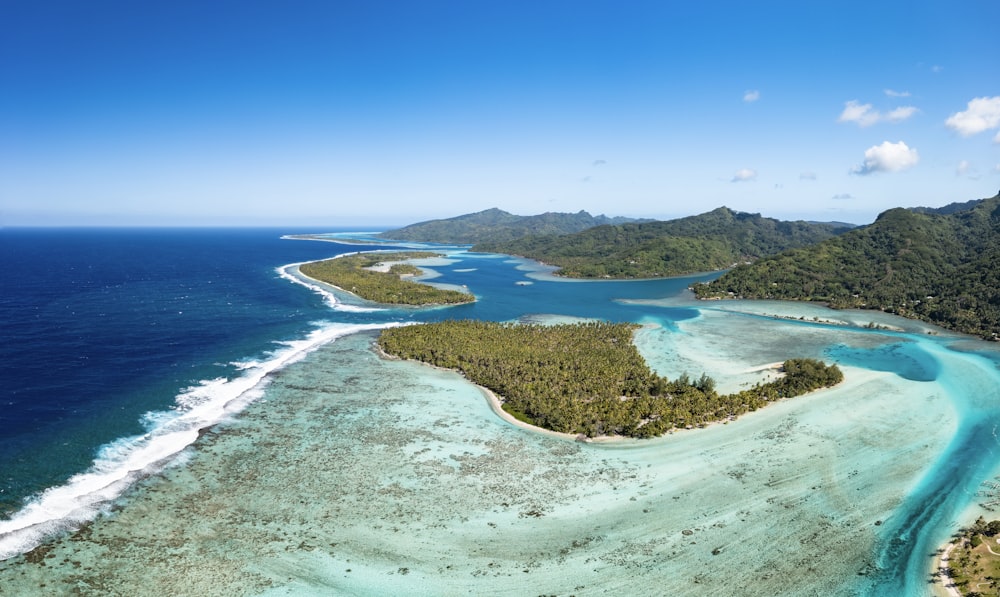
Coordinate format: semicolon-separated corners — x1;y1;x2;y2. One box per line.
2;238;999;596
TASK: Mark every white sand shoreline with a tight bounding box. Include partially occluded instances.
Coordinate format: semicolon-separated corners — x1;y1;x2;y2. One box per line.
935;542;963;597
373;341;856;445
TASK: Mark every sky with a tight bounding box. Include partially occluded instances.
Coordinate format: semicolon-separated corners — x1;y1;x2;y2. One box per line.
2;0;999;227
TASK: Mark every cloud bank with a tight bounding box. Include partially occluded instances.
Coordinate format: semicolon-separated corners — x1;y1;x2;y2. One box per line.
945;96;1000;136
851;141;919;175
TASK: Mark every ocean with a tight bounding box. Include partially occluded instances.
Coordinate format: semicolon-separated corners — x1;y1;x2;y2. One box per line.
1;227;999;595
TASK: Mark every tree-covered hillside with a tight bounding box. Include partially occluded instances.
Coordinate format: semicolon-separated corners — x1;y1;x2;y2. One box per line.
694;194;1000;340
473;207;853;278
377;208;646;244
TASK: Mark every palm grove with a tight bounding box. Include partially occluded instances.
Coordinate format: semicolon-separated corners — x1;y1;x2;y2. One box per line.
378;321;842;439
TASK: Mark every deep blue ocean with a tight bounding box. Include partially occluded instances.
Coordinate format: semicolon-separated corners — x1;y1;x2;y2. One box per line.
0;228;702;521
0;228;379;516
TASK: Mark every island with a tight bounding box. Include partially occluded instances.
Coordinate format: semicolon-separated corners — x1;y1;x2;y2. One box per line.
471;207;853;279
377;320;843;439
299;252;474;306
376;207;648;244
694;193;1000;340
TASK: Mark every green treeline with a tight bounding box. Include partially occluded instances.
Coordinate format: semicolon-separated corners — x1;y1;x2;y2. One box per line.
300;252;474;306
377;320;843;438
943;516;1000;595
472;207;851;279
694;195;1000;340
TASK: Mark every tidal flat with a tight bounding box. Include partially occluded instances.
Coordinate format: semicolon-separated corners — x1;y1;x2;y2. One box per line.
3;291;995;595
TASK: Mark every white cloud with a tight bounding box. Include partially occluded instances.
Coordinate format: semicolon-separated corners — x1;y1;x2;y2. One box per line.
885;106;918;122
832;193;853;200
839;101;879;126
743;90;760;102
945;96;1000;136
838;100;918;127
851;141;919;175
731;168;757;182
994;130;1000;143
800;172;817;181
956;160;984;180
592;159;607;166
884;89;911;98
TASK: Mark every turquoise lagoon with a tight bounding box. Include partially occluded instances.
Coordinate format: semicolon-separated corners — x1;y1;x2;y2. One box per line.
1;242;999;596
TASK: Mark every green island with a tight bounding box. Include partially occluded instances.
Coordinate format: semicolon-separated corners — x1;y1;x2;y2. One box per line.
377;207;647;244
941;516;1000;596
299;252;474;306
377;320;843;438
694;194;1000;340
471;207;852;279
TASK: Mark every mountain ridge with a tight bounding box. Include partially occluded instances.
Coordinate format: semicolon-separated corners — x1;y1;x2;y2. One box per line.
377;208;648;244
473;206;854;278
695;193;1000;339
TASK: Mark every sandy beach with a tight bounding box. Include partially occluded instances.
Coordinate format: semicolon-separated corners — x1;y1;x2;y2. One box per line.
936;542;963;597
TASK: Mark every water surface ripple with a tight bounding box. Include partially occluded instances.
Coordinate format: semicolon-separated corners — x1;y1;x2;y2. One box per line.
1;233;999;596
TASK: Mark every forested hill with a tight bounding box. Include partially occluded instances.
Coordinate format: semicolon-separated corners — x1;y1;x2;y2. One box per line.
377;208;646;244
472;207;854;278
694;194;1000;340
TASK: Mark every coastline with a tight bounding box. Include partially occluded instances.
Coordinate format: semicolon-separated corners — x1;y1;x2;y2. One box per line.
935;542;962;597
371;340;611;442
293;254;475;307
281;233;381;245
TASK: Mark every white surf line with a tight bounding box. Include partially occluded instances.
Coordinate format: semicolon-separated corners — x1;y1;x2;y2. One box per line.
0;321;397;561
277;260;386;313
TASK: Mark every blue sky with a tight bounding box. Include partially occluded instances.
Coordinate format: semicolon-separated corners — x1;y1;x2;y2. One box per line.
2;1;998;226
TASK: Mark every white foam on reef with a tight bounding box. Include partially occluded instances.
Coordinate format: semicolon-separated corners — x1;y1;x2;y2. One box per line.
0;321;396;561
277;262;384;313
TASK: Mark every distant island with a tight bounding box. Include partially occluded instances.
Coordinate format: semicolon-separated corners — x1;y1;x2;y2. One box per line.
378;320;843;439
299;252;474;306
695;193;1000;340
379;205;854;279
473;207;854;278
377;207;650;245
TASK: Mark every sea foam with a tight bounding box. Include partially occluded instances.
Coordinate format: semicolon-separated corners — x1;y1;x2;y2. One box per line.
0;321;395;561
277;262;384;313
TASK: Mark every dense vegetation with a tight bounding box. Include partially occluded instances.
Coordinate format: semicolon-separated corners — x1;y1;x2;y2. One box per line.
694;194;1000;340
942;516;1000;596
473;207;853;278
378;320;843;438
300;252;474;306
377;208;647;244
